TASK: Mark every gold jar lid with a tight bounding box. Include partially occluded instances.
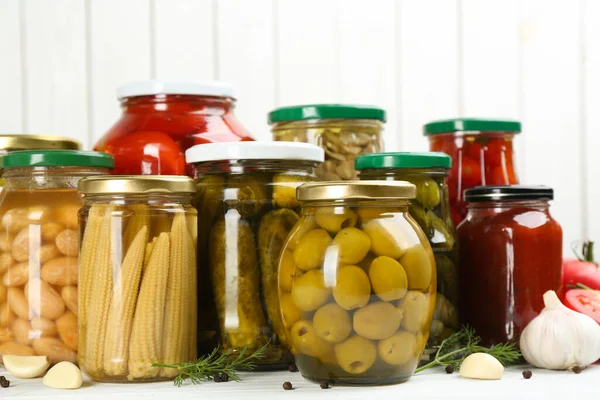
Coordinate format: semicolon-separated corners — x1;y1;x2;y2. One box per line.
0;134;82;151
297;180;416;201
78;175;196;194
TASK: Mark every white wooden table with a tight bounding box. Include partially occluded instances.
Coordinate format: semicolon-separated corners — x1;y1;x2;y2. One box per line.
2;365;597;399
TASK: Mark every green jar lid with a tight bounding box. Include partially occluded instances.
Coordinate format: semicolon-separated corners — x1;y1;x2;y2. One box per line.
423;118;521;135
355;152;452;170
268;104;386;123
2;150;115;169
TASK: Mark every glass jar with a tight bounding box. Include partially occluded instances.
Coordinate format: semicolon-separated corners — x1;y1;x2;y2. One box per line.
94;80;254;177
0;150;113;363
269;104;385;181
355;152;459;356
77;176;197;383
457;186;562;346
279;181;436;385
424;118;520;226
0;135;82;192
186;142;324;369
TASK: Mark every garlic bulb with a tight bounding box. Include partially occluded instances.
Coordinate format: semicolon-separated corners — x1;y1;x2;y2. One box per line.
520;290;600;370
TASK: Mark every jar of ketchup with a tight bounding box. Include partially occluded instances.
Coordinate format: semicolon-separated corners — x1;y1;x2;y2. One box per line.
424;119;520;226
94;80;253;176
457;185;562;346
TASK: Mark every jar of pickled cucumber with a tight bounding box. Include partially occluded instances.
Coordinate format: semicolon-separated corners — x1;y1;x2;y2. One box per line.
186;142;324;369
0;135;82;191
278;181;436;385
269;104;385;181
77;176;197;383
0;150;113;363
355;152;459;360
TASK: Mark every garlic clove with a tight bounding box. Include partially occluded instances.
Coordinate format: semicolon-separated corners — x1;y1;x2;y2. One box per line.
2;355;50;378
42;361;82;389
459;353;504;380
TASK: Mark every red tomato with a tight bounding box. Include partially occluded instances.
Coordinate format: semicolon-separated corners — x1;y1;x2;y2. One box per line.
102;130;186;175
465;140;483;161
564;289;600;324
563;258;600;290
486;165;510;185
459;155;482;188
482;137;508;167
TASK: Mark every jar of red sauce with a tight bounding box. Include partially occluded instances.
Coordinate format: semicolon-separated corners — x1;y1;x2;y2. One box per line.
457;186;562;346
94;80;253;177
424;119;520;226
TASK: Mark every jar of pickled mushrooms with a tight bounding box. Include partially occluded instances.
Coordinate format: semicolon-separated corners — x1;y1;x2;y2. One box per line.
278;181;436;385
185;141;324;369
0;150;113;363
77;176;198;383
269;104;385;180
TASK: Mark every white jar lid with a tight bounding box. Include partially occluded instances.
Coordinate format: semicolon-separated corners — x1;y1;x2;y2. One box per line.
117;80;235;100
185;142;325;163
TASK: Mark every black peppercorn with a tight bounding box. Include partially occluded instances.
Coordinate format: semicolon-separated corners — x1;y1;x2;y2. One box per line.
0;376;5;382
283;381;293;390
522;370;532;379
573;366;583;374
214;372;229;382
0;380;9;388
445;365;454;374
288;363;298;372
320;381;330;389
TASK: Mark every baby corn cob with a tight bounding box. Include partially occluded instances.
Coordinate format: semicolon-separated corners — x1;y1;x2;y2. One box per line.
103;226;148;376
128;232;170;380
144;236;158;270
79;205;106;329
83;205;116;376
160;213;188;378
187;229;198;360
123;205;150;254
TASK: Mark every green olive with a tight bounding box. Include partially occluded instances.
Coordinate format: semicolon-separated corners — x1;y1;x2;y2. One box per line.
293;229;332;271
272;174;311;208
378;331;417;365
281;292;302;328
332;227;371;264
400;245;433;290
290;320;332;358
356;207;400;222
334;335;377;374
286;217;318;251
369;256;408;301
332;265;371;310
291;269;331;311
313;303;352;343
398;290;429;333
279;249;297;292
362;218;409;259
353;301;403;340
315;207;358;233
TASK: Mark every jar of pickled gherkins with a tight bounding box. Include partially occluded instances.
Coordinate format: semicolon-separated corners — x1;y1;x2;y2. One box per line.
269;104;385;181
355;152;458;358
278;181;436;385
77;176;197;383
0;134;82;192
185;142;324;369
0;150;113;363
424;118;520;226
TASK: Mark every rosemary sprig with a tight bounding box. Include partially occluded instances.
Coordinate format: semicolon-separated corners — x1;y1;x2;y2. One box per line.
153;343;268;386
415;326;522;373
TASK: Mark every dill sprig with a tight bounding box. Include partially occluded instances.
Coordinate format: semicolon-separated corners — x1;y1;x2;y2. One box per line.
153;343;268;386
415;326;522;373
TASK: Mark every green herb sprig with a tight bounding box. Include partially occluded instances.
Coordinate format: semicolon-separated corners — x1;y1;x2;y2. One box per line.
415;326;522;373
153;343;268;386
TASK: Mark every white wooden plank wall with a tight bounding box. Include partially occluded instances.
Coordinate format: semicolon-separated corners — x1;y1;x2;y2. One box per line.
0;0;596;254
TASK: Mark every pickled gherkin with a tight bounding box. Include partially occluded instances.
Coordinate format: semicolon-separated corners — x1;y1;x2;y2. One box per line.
272;174;311;209
208;217;268;349
258;209;299;346
414;178;441;209
227;172;271;218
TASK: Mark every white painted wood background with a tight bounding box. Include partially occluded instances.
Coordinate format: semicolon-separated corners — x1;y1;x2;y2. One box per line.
0;0;597;254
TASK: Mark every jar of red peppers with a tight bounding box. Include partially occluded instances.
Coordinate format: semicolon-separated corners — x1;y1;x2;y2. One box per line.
94;80;253;177
457;186;562;346
424;119;520;226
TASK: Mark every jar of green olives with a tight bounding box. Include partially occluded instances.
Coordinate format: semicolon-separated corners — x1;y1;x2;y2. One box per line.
278;181;436;385
185;142;324;369
355;153;459;360
269;104;385;181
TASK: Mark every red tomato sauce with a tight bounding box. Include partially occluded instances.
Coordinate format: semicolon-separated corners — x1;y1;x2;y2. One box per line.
457;196;562;346
94;94;253;177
